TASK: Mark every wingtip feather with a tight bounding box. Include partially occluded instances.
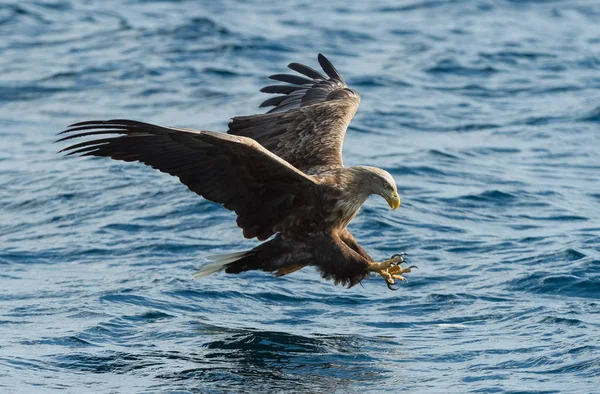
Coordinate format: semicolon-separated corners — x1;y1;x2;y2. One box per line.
317;53;344;83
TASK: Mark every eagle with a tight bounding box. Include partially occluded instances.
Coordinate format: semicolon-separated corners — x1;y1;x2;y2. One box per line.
57;54;415;290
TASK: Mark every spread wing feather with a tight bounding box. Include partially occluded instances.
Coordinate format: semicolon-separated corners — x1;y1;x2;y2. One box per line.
57;119;321;241
268;74;315;86
287;62;327;80
228;53;360;174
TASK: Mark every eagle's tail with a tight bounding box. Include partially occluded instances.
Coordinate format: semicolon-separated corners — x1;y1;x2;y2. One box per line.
193;251;255;278
194;236;309;279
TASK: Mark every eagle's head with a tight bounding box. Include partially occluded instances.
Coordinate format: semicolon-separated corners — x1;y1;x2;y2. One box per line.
372;168;400;210
351;166;400;210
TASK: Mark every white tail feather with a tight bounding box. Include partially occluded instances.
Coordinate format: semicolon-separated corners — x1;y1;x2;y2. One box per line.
193;251;251;279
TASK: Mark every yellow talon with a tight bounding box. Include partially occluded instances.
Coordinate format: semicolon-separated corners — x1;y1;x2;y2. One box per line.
388;264;413;276
367;253;411;290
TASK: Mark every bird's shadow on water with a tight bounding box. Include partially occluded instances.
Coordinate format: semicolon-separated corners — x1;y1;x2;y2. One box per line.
155;320;392;393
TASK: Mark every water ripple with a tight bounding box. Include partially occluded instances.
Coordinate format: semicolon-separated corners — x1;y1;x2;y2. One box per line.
1;0;600;392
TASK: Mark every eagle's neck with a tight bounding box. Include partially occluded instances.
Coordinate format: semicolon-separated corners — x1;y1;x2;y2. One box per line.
324;167;380;228
333;196;369;229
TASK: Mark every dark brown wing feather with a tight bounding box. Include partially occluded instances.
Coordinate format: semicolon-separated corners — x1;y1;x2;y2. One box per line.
228;53;360;174
57;119;321;241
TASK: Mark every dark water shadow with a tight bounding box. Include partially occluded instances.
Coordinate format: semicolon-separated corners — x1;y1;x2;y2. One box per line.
154;320;390;393
48;319;390;393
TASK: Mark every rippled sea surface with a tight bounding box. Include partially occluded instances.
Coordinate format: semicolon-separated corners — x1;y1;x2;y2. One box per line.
2;0;600;392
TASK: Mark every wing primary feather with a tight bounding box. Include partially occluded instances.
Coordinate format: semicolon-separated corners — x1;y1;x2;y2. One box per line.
288;62;326;80
269;74;315;85
260;85;305;94
59;137;120;153
59;124;129;134
68;119;157;130
78;149;102;157
68;120;130;128
63;144;109;156
58;124;128;135
56;130;129;142
259;96;287;108
318;53;345;83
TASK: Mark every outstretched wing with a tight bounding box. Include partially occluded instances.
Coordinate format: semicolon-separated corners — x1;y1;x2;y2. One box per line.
57;119;321;241
228;53;360;174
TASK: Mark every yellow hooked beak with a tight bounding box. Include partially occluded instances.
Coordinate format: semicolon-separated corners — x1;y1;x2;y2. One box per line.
386;191;401;210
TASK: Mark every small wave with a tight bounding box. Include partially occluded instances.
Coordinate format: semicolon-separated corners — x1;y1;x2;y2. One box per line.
167;17;230;41
538;316;585;326
2;0;600;392
426;58;499;76
579;106;600;122
479;50;557;63
428;149;460;159
350;76;413;88
378;0;449;13
463;190;516;203
21;335;96;348
508;271;600;299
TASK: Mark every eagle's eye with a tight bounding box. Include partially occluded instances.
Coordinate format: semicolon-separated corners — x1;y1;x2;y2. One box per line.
384;183;393;191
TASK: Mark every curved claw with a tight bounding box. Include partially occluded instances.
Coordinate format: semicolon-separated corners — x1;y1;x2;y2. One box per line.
391;253;407;259
386;281;399;291
408;265;418;270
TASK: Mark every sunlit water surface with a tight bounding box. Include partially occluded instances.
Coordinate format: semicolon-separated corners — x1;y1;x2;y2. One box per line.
1;0;600;392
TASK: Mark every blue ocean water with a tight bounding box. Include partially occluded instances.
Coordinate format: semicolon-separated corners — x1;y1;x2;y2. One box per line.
1;0;600;392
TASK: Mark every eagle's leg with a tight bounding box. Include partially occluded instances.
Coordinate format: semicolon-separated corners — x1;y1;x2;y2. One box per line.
368;253;412;289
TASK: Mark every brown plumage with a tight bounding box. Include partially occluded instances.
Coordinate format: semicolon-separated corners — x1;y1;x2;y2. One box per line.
57;54;407;289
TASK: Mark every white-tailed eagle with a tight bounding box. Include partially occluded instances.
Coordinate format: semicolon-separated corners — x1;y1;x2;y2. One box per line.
57;54;414;290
